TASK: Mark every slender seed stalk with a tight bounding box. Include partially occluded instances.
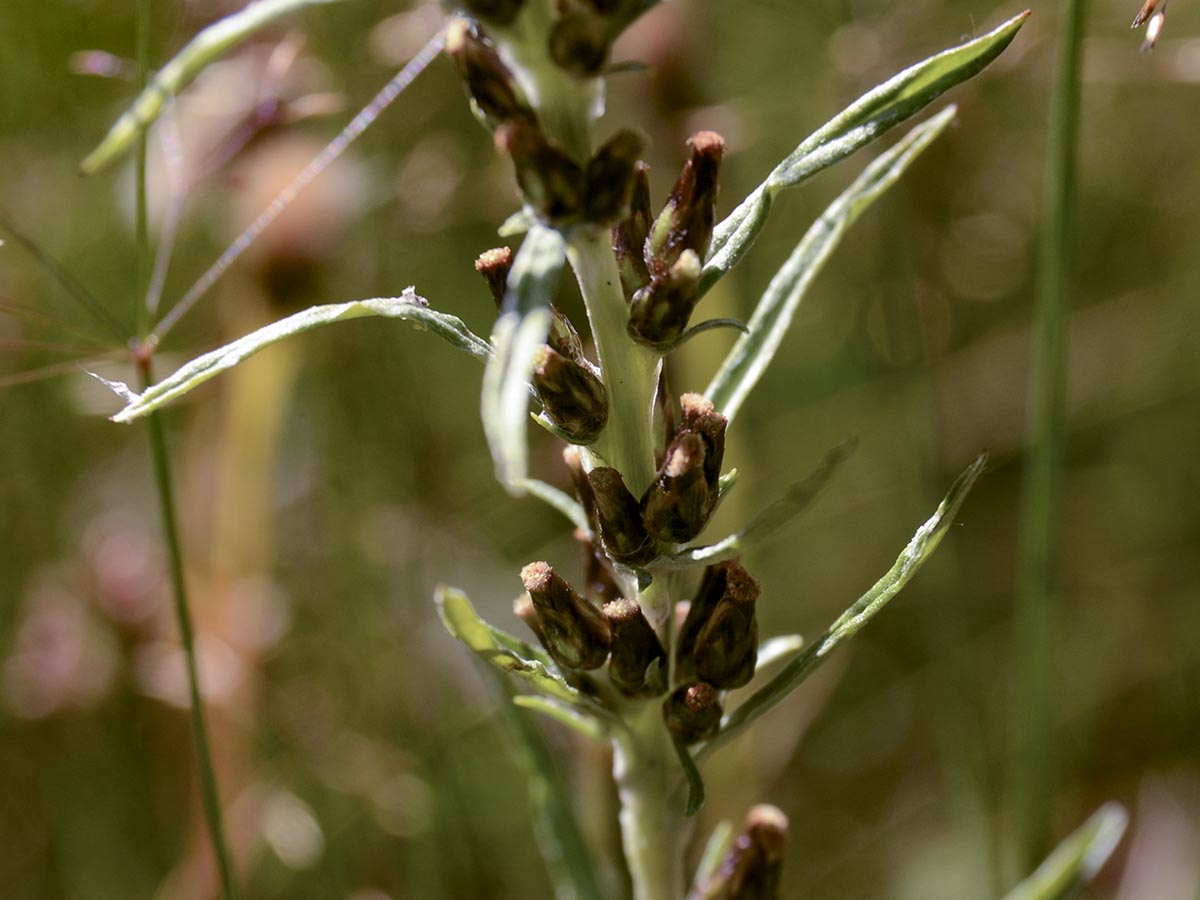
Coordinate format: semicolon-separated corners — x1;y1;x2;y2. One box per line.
1016;0;1087;871
134;3;236;895
141;391;239;900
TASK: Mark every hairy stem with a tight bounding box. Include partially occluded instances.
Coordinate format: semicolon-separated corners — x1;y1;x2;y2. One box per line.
613;702;688;900
1016;0;1087;872
567;227;661;498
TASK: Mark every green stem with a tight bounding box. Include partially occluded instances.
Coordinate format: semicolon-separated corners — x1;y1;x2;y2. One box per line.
612;702;688;900
1016;0;1087;872
141;374;239;900
134;0;151;336
567;227;661;497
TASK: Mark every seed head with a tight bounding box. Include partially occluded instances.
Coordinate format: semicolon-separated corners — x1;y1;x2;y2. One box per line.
445;20;535;128
641;432;711;543
532;345;608;444
584;129;646;226
612;162;653;301
645;130;725;278
495;121;587;224
587;467;658;566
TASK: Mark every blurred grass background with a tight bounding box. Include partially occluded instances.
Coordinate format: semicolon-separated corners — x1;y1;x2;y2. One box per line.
1;1;1198;898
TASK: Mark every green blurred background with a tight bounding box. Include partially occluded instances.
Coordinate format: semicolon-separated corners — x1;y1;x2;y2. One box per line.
1;1;1198;898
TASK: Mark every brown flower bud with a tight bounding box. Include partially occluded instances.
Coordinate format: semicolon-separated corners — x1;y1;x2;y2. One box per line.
676;561;756;684
461;0;527;27
663;682;722;744
612;162;653;301
521;561;611;670
548;9;609;77
680;393;727;489
603;599;667;697
495;121;586;223
475;246;514;308
627;248;702;348
513;593;548;648
562;446;598;529
587;467;658;566
646;131;725;277
702;805;790;900
584;129;646;226
532;345;608;444
641;432;710;543
693;569;760;689
445;20;535;128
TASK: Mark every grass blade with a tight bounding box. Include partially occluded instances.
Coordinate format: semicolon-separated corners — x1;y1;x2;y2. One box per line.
1002;804;1128;900
108;291;490;422
698;452;987;759
706;107;956;422
490;675;607;900
81;0;340;174
700;10;1029;294
1016;0;1087;869
657;440;855;571
482;225;565;494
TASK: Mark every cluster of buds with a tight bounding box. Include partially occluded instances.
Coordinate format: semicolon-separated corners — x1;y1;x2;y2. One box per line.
690;805;790;900
476;247;609;444
573;392;728;567
446;17;646;228
666;560;760;744
518;561;667;698
615;131;725;349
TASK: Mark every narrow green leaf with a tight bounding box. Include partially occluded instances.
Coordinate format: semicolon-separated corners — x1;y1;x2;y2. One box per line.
1002;803;1128;900
513;695;608;742
435;585;584;706
706;108;956;422
489;674;607;900
673;739;706;817
688;821;735;900
81;0;340;174
108;291;490;423
483;225;565;494
656;441;855;571
699;452;987;759
516;478;589;532
700;11;1029;293
754;634;805;673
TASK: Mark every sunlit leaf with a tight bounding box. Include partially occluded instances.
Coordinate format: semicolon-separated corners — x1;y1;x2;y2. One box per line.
435;585;583;706
513;695;608;742
1002;803;1128;900
482;225;565;494
81;0;340;174
657;441;855;571
700;11;1029;294
108;291;490;422
706;108;956;422
699;452;987;758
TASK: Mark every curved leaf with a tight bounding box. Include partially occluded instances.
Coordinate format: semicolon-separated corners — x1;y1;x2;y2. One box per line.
483;225;566;494
699;452;987;759
657;441;855;571
436;585;583;706
82;0;340;174
706;107;956;422
108;291;490;422
1002;803;1128;900
700;10;1029;293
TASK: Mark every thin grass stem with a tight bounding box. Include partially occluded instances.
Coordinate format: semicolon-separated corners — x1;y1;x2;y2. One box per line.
1016;0;1088;872
135;3;236;896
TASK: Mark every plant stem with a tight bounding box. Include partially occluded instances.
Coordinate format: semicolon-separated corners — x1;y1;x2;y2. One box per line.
1016;0;1087;872
140;372;239;900
133;4;235;895
567;227;661;497
613;702;687;900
